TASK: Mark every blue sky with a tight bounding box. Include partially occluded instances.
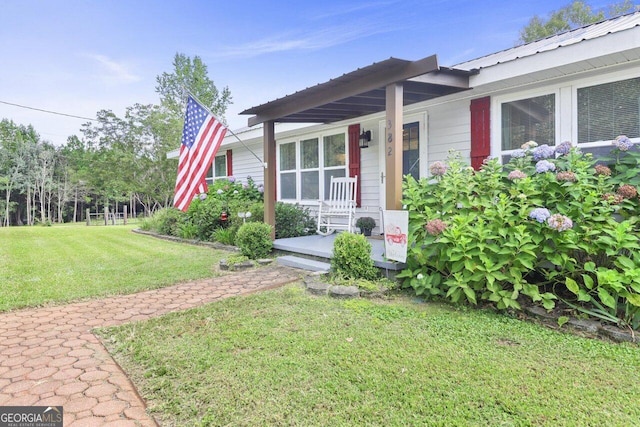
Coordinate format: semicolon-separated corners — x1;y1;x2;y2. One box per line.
0;0;608;146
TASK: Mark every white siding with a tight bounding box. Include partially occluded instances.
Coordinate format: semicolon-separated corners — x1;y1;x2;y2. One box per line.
229;141;264;186
427;100;471;165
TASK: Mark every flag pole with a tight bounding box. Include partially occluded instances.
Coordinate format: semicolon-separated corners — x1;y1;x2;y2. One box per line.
185;89;267;169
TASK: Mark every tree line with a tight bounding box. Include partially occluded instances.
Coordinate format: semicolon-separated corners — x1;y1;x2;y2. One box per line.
0;53;230;226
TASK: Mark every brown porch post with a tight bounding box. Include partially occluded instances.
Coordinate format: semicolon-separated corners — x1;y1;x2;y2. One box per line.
263;120;276;239
385;83;403;210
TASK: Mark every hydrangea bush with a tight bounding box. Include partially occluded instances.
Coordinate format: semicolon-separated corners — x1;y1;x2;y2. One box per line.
399;141;640;329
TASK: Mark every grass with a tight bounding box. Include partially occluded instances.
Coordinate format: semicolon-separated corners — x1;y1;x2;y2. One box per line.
99;285;640;426
0;224;228;311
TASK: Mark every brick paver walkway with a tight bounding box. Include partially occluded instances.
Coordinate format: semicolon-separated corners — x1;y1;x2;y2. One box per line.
0;265;302;426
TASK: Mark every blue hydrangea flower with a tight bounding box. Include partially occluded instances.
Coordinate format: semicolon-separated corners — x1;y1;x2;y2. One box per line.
535;160;556;173
228;176;236;183
532;144;556;161
613;135;633;151
555;141;572;155
529;208;551;223
510;149;526;158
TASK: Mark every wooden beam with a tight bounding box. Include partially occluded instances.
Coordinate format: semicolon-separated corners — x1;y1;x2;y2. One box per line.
263;121;276;240
385;83;403;211
247;56;438;126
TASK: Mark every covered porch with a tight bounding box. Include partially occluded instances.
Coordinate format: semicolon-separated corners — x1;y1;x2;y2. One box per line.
241;55;474;239
273;233;405;272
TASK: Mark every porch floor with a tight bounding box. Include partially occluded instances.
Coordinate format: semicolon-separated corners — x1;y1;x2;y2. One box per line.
273;233;406;271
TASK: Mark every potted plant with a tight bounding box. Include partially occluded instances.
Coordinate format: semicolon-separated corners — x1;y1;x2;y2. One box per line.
356;216;376;236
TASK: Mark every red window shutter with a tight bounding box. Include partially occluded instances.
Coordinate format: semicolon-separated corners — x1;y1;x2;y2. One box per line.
470;97;491;171
225;149;233;176
348;124;362;207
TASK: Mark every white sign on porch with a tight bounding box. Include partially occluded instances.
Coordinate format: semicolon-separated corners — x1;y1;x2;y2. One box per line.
382;210;409;263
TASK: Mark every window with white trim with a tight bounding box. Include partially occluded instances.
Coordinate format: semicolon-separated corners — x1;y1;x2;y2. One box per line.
205;154;228;184
278;132;347;201
279;142;297;199
300;138;319;200
501;94;556;150
322;133;346;199
576;76;640;158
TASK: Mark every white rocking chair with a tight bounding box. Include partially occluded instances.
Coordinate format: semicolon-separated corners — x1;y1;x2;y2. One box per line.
316;176;357;236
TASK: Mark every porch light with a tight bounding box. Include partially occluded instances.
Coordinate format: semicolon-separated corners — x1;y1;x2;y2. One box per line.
359;129;371;148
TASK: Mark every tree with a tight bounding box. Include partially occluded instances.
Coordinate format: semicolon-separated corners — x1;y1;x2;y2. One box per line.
0;119;39;225
155;53;232;121
519;1;639;43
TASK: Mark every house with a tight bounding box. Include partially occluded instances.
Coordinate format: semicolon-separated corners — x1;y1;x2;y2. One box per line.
193;12;640;236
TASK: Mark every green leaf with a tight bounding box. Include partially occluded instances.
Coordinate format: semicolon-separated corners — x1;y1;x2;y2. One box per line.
578;289;591;302
626;293;640;307
557;316;569;327
616;256;636;270
463;287;477;305
565;278;579;295
597;287;617;310
582;274;594;290
584;262;596;272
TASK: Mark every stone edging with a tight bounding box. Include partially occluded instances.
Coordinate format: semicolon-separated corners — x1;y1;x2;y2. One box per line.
303;272;390;299
132;228;239;252
524;305;638;344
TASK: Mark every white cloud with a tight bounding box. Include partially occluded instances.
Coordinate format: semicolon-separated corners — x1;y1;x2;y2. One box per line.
84;54;141;83
208;22;397;60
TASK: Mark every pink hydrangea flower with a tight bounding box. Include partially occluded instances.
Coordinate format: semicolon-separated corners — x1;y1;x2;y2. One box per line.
425;219;447;236
429;161;447;177
508;170;527;180
547;214;573;231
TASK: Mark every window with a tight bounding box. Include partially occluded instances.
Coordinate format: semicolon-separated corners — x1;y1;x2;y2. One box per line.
323;134;346;199
205;154;228;184
278;132;347;201
501;94;555;150
578;77;640;143
279;142;297;199
300;138;319;200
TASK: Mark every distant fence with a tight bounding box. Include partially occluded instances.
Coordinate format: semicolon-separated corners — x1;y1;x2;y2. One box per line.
86;207;132;226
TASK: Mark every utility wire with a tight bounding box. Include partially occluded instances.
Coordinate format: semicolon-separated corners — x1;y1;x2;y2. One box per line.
0;100;97;121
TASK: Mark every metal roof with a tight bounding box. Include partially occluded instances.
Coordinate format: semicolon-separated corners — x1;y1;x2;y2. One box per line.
241;55;475;126
455;11;640;71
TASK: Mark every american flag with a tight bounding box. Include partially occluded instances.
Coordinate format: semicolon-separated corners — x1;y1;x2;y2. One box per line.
173;95;227;211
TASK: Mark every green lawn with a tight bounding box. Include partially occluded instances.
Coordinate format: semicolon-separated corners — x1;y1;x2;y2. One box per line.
0;224;227;311
99;285;640;427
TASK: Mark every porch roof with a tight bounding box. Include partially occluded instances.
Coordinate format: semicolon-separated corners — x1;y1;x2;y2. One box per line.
241;55;476;127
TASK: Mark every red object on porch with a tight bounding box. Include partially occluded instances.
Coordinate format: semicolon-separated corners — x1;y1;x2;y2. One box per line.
348;124;362;207
226;149;233;176
470;97;491;171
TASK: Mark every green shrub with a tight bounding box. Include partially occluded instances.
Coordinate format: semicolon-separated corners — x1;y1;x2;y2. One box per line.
235;222;273;259
275;202;316;239
399;145;640;329
184;176;265;241
213;226;238;246
331;232;378;281
145;207;186;236
226;201;264;229
177;221;198;239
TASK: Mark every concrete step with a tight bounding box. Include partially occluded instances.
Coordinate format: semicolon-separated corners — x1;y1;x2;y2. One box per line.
277;255;331;272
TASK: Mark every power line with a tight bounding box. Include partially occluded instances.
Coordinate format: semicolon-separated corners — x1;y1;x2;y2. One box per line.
0;100;97;122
